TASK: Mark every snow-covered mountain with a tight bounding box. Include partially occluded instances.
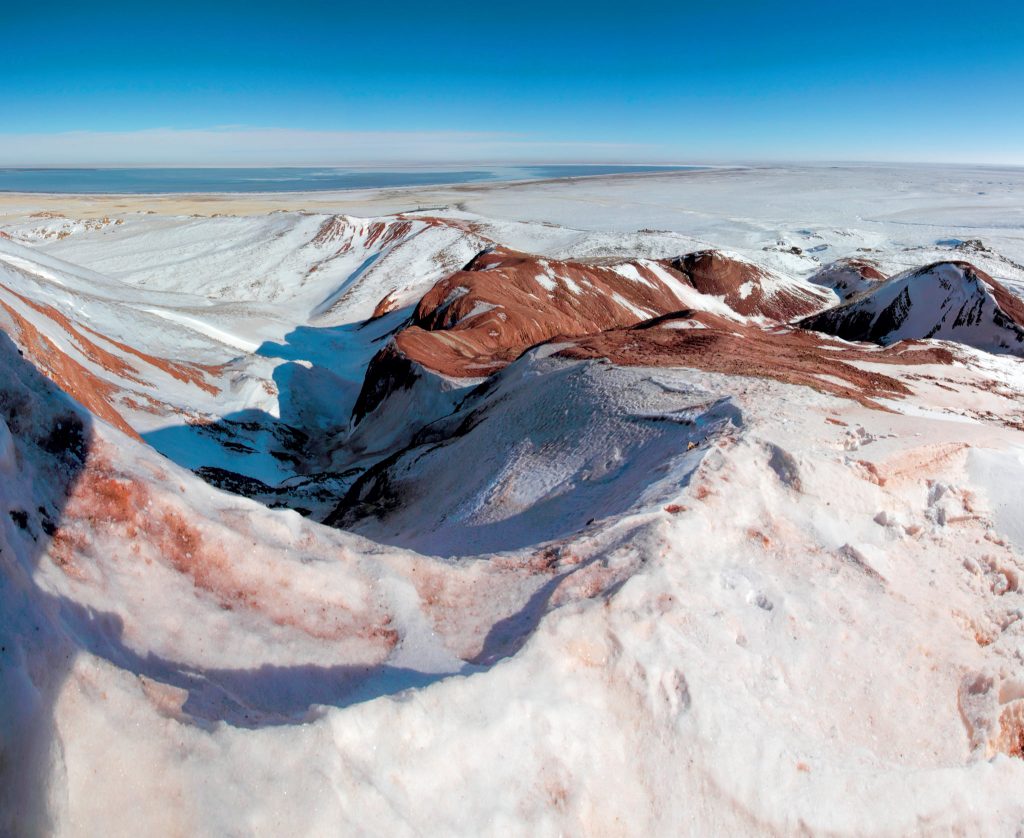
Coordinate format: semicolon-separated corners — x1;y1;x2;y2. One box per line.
806;257;887;301
2;168;1024;835
800;260;1024;355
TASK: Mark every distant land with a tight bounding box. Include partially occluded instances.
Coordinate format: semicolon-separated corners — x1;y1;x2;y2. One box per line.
0;164;703;194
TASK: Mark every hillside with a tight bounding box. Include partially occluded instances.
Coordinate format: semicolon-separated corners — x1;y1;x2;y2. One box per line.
1;169;1024;834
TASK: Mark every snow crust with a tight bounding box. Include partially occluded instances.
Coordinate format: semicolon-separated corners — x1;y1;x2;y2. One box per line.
1;165;1024;835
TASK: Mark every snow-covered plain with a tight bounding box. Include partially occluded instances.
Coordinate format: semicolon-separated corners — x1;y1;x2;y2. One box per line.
1;164;1024;835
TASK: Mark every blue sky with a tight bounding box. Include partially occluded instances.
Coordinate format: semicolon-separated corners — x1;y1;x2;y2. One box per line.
2;0;1023;165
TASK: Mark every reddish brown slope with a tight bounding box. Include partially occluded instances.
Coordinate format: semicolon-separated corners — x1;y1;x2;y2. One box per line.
558;311;954;410
353;248;695;419
668;250;833;320
0;284;223;437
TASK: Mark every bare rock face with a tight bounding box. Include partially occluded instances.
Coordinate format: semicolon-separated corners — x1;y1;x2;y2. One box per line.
807;258;888;301
406;247;693;373
351;247;696;421
370;291;400;320
668;250;832;320
309;215;414;252
799;261;1024;356
351;342;424;424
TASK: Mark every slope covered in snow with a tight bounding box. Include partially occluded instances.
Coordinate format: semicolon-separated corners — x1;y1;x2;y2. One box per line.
806;257;888;301
800;260;1024;356
1;166;1024;835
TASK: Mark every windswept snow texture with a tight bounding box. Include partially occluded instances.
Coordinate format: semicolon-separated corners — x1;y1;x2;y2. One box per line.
806;257;888;301
333;351;739;555
800;261;1024;356
2;165;1024;835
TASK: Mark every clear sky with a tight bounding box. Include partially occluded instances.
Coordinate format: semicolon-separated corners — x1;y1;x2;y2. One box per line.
2;0;1023;166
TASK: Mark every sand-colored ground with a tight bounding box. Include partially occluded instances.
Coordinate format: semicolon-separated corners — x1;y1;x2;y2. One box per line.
0;168;727;220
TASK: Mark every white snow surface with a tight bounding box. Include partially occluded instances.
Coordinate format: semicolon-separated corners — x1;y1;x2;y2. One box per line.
1;165;1024;835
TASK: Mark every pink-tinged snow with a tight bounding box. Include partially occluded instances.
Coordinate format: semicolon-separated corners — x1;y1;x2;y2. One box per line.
0;165;1023;835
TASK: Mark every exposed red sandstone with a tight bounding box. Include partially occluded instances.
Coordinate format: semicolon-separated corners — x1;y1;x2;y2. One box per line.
370;291;400;320
79;324;223;395
667;250;832;320
0;299;139;437
352;247;694;419
310;216;414;252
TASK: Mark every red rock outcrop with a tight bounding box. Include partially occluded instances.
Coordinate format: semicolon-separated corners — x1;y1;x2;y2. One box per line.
0;299;139;438
352;247;695;419
667;250;832;320
309;216;415;252
370;291;400;320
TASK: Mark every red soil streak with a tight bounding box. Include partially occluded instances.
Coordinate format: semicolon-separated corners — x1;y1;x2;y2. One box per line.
79;323;222;395
825;417;849;426
407;215;486;236
310;216;353;249
0;300;139;438
120;394;170;415
3;286;145;383
974;629;996;647
364;219;413;249
664;504;687;514
996;702;1024;758
556;310;953;410
310;216;414;253
49;529;89;580
0;286;224;436
55;450;397;648
872;443;969;485
0;231;11;240
667;250;831;320
852;460;886;486
550;562;622;606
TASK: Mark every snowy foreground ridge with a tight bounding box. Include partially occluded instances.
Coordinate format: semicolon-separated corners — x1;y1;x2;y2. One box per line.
2;166;1024;835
